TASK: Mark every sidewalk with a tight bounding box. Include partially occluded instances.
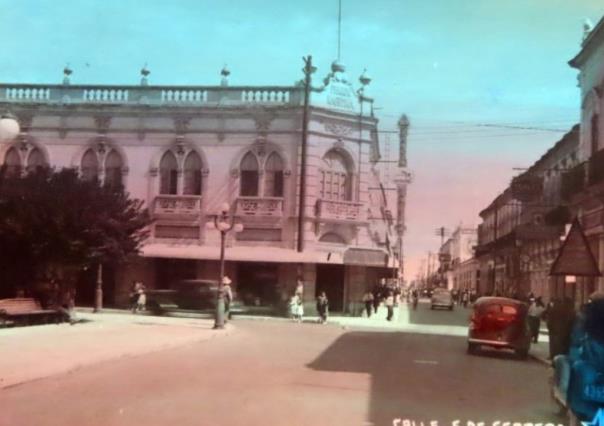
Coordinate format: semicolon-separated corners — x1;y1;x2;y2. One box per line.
0;309;232;389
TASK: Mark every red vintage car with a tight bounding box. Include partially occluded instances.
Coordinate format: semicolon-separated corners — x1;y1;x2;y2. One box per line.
467;297;532;359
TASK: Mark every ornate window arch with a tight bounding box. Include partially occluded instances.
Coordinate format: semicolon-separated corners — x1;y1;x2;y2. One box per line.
159;151;178;195
81;149;99;182
104;150;123;190
4;147;21;177
240;151;260;196
26;147;47;174
264;152;284;197
183;151;203;195
320;150;352;201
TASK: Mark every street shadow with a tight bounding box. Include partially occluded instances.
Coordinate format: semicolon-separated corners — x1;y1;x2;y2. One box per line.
307;330;557;426
406;301;472;327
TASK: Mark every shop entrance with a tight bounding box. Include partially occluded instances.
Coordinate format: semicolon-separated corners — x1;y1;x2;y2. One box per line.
155;259;197;289
316;264;345;312
236;262;279;307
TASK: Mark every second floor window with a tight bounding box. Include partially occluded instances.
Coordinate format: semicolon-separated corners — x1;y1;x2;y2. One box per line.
81;149;99;182
183;151;202;195
4;147;21;177
264;152;284;197
240;152;259;196
104;150;123;190
159;151;178;195
320;150;351;201
26;148;46;174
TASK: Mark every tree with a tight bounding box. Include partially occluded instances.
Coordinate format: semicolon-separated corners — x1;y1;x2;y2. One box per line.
0;167;152;297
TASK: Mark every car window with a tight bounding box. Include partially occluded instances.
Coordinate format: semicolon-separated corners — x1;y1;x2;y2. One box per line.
479;304;517;315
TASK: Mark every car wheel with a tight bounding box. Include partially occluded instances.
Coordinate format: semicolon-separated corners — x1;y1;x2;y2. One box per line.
467;343;479;355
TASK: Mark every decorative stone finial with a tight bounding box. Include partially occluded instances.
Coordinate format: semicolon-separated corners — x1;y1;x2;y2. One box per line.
583;18;594;40
359;68;371;86
63;65;72;85
140;64;150;86
221;65;230;87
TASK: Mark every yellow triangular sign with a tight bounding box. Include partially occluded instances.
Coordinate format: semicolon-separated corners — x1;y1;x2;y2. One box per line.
550;218;601;277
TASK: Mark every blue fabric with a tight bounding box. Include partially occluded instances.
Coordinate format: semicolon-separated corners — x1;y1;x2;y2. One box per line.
568;338;604;421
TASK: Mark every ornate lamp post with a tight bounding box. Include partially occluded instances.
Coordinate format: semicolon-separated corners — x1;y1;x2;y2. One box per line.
0;113;20;142
205;203;243;329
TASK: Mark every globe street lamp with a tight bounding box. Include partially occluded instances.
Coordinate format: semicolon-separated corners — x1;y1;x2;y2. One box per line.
205;203;243;329
0;113;20;142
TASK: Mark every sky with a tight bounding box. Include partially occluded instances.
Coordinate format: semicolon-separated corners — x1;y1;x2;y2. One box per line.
1;0;603;279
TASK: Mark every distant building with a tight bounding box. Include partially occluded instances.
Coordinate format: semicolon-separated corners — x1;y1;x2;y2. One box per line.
437;226;477;291
0;61;410;312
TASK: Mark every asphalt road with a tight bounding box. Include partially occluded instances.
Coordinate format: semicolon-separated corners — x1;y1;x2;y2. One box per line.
2;304;562;426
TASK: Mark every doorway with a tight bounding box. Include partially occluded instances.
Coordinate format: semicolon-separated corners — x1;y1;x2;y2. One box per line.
236;262;279;306
316;264;345;312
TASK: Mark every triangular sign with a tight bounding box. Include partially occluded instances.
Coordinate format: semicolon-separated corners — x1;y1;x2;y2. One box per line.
550;218;601;277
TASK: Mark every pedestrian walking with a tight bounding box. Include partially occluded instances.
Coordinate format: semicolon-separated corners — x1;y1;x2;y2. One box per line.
129;281;141;313
462;290;469;308
134;281;146;313
223;276;233;322
528;297;546;343
385;291;395;321
316;292;329;324
362;290;374;318
372;285;381;314
290;293;303;323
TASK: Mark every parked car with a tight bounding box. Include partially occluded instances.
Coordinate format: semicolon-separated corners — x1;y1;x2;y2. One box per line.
430;288;454;310
467;297;531;359
146;279;235;313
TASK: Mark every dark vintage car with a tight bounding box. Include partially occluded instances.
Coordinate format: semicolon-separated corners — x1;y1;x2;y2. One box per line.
467;297;531;359
145;279;225;313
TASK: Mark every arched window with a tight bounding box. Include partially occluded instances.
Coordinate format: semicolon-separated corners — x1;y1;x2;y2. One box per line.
104;150;123;190
159;151;178;195
320;150;351;201
26;148;46;174
4;147;21;177
240;152;259;196
264;152;284;197
81;149;99;182
183;151;202;195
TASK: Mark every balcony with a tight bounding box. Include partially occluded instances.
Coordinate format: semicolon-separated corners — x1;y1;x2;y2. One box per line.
0;84;303;107
235;197;284;217
153;195;202;218
315;199;365;223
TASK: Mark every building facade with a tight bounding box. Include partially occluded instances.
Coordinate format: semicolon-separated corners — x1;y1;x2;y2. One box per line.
564;16;604;303
0;61;410;313
474;126;579;300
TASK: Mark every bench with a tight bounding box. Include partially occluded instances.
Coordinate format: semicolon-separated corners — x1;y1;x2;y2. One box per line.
0;298;63;327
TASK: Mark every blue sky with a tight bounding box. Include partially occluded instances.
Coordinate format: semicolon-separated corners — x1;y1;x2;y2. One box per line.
1;0;603;278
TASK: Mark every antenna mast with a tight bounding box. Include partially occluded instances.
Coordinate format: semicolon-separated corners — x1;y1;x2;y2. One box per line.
337;0;342;60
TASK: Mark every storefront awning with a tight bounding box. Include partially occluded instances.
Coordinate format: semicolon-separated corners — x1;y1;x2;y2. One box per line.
343;248;389;267
140;243;345;265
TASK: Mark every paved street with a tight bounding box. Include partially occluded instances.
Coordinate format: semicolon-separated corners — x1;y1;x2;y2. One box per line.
2;301;561;426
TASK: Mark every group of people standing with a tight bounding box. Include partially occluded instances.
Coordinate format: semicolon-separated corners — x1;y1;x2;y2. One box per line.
289;280;329;324
362;281;402;321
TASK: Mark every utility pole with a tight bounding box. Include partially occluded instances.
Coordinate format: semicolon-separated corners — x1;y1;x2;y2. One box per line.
297;56;314;253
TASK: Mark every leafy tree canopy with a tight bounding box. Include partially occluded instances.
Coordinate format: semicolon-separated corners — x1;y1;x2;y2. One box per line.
0;167;152;287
